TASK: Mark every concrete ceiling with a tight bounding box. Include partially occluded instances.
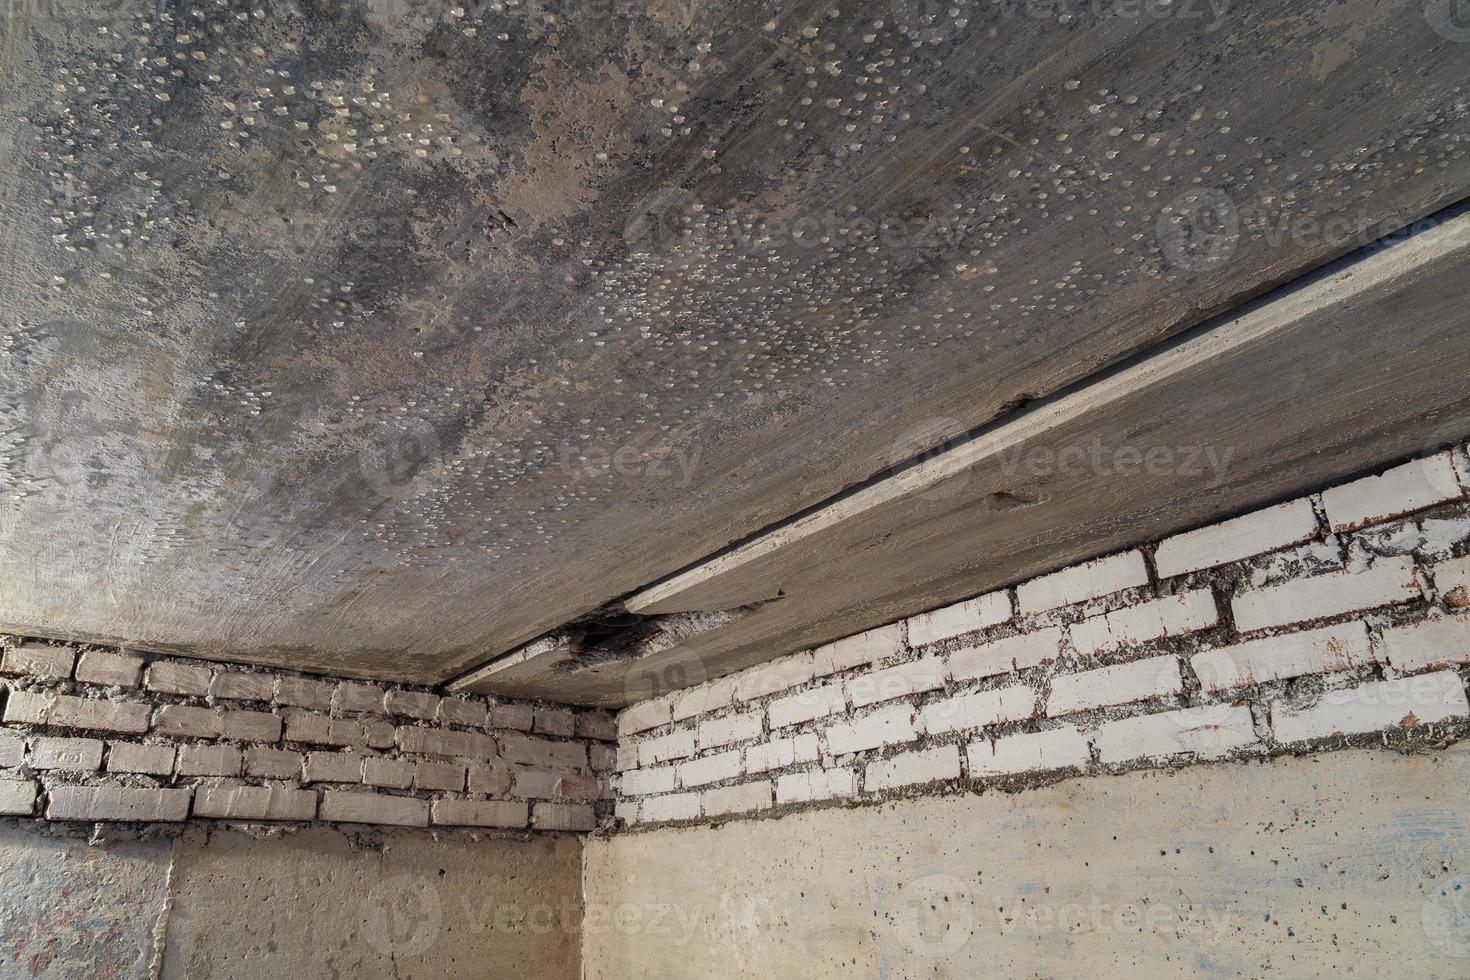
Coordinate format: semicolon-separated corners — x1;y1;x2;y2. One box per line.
1;0;1467;699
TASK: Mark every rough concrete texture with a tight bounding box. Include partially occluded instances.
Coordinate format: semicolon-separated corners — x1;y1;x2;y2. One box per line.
0;823;580;979
583;745;1470;978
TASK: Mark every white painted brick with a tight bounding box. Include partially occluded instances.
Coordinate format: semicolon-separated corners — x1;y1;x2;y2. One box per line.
824;705;917;755
0;779;38;815
775;767;857;805
532;802;596;832
1433;556;1470;608
193;784;317;821
619;766;677;797
0;731;22;768
1381;614;1470;674
1155;498;1319;578
919;685;1035;736
1270;671;1469;742
734;654;817;702
677;749;744;788
812;623;904;677
30;737;103;771
968;728;1090;776
745;733;820;774
362;756;415;789
1;643;75;679
177;744;243;777
74;650;143;687
1093;704;1258;763
638;729;696;766
1047;656;1183;716
768;683;846;729
619;697;673;736
46;786;191;822
1192;622;1373;693
145;662;213;696
1016;551;1149;615
3;691;150;734
948;628;1063;682
697;710;763;749
702;780;772;817
672;677;737;722
615;800;640;824
432;799;528;829
209;671;275;701
847;657;946;708
1069;589;1218;655
907;592;1013;647
499;733;583;769
106;742;175;776
863;744;961;792
641;792;701;823
320;791;428;827
1233;557;1422;632
615;742;639;772
1321;453;1463;532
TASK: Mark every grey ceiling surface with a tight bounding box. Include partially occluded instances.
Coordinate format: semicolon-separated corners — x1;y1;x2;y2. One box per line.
0;0;1466;684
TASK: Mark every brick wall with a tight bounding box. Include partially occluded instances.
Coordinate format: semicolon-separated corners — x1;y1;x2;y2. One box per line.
0;647;615;830
614;445;1470;828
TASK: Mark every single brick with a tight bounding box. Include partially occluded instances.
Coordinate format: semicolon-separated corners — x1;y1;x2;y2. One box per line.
30;737;103;771
152;704;221;739
637;729;696;767
333;682;386;715
1436;556;1470;609
385;690;441;721
620;766;677;797
918;685;1035;736
46;786;190;822
1016;551;1149;615
245;746;304;780
1270;671;1469;742
641;792;700;823
1069;589;1218;656
362;718;397;750
615;800;640;824
847;657;946;709
1381;614;1470;674
532;802;596;832
701;780;772;818
864;744;961;792
1;642;76;679
733;653;818;703
697;710;763;750
395;726;496;760
825;705;917;756
533;706;576;738
0;779;38;815
468;758;511;795
575;711;617;742
490;703;535;732
220;709;283;743
284;709;362;747
1192;622;1373;693
74;650;143;687
589;743;617;772
362;756;415;789
0;731;27;767
516;769;600;801
319;791;428;827
745;734;820;774
948;628;1063;682
1322;453;1463;532
1047;656;1183;716
768;683;846;729
1154;498;1319;578
811;624;904;677
3;691;150;734
193;783;318;821
615;742;640;773
273;676;335;710
671;677;737;722
176;744;243;777
145;661;213;696
1093;704;1258;763
618;697;672;737
775;767;857;805
499;733;584;770
303;752;365;784
431;798;528;829
907;592;1013;647
677;749;744;789
414;759;467;792
968;728;1091;776
209;671;275;701
436;697;489;728
1232;557;1422;633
